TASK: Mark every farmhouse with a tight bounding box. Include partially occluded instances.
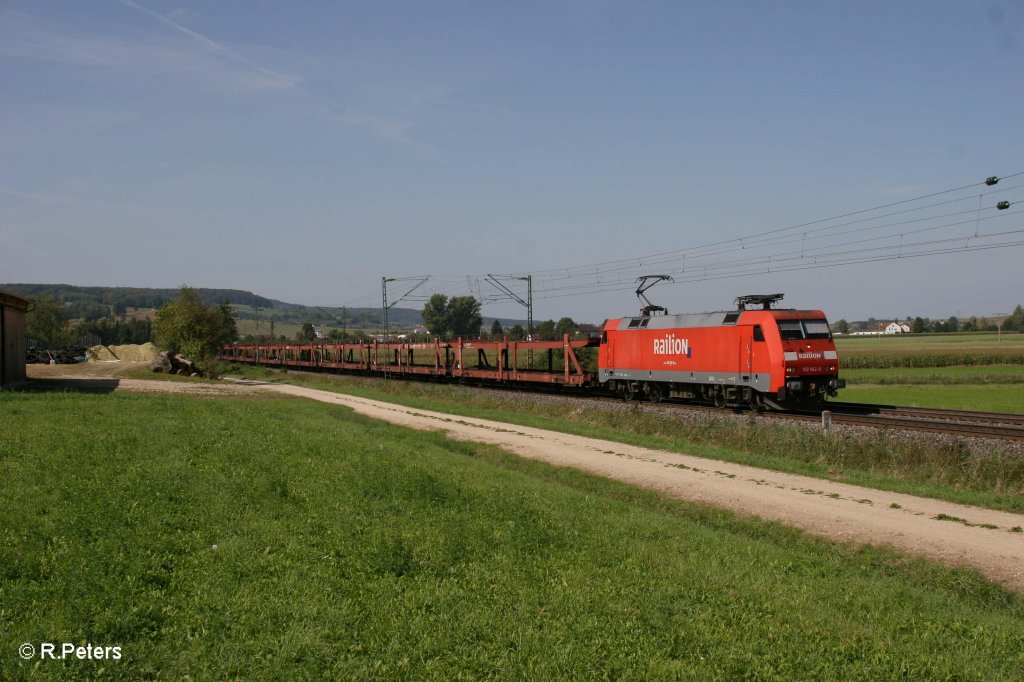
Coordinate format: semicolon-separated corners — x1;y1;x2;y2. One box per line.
0;289;30;387
884;322;911;334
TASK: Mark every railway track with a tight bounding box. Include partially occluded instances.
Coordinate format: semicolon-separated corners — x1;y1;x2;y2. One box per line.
236;365;1024;441
784;403;1024;441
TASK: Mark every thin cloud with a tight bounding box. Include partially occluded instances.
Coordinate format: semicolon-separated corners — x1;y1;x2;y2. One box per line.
114;0;298;91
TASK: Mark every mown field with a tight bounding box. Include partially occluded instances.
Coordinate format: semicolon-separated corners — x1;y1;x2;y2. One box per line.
834;332;1024;412
2;390;1023;679
229;366;1024;513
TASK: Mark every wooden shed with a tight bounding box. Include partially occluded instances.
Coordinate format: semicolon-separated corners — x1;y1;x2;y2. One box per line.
1;289;30;387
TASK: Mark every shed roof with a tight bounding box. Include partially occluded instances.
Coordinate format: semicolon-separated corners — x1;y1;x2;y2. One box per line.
0;289;31;310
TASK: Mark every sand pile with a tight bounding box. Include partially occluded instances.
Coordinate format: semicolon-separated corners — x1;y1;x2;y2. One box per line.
88;345;119;362
108;342;160;362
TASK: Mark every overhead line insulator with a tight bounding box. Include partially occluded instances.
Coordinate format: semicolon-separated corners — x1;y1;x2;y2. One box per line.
986;176;1000;186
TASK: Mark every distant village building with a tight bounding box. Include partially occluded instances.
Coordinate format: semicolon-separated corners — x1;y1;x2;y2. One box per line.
884;322;912;334
0;289;30;387
851;321;912;336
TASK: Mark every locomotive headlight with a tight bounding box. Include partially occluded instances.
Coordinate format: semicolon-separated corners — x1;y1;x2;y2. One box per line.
786;367;794;374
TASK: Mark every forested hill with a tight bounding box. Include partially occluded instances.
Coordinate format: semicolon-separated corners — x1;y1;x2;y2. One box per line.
0;283;424;327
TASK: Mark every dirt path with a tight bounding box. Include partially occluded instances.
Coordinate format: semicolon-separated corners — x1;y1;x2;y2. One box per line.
35;368;1024;591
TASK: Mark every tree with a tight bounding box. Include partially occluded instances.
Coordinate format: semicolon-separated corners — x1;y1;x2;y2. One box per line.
153;287;237;373
555;317;577;338
535;319;556;340
218;302;238;344
26;295;70;347
490;319;504;339
447;296;482;338
911;317;927;334
832;319;849;335
422;294;450;337
298;322;317;342
421;295;482;339
509;324;525;340
1003;305;1024;332
946;316;959;333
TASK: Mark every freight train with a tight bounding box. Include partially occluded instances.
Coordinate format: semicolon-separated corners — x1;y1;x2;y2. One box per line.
222;293;845;411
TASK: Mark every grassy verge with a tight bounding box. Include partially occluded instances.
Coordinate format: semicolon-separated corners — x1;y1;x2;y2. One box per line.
839;384;1024;413
226;366;1024;513
2;391;1023;679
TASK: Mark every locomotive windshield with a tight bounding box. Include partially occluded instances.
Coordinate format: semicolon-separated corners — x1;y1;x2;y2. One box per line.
777;319;832;340
802;320;832;339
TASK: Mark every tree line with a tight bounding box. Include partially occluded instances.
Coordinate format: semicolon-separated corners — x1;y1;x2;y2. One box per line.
832;305;1024;334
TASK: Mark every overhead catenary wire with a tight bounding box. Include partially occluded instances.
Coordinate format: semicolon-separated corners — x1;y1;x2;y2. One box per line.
326;171;1024;312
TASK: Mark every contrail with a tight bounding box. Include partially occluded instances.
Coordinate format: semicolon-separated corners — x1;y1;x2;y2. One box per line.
114;0;295;88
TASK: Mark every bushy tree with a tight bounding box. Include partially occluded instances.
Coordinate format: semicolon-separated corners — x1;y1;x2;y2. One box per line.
26;295;70;347
70;318;153;345
153;288;237;373
490;319;504;339
298;322;317;342
509;324;525;340
448;297;482;338
832;319;849;335
555;317;577;338
421;295;482;339
422;294;450;337
535;319;556;340
1003;305;1024;332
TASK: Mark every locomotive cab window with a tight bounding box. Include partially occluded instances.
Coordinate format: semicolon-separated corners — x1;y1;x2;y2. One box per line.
722;312;740;325
753;325;765;342
802;319;832;339
778;320;803;340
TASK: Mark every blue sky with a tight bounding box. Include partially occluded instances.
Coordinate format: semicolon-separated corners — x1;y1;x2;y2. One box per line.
2;1;1022;323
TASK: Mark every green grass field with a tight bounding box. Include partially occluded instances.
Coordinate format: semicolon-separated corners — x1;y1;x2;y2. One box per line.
830;333;1024;411
3;390;1024;679
836;332;1024;351
229;367;1024;513
839;384;1024;413
842;364;1024;384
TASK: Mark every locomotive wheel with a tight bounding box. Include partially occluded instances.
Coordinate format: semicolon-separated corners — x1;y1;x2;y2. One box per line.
749;392;765;413
646;383;664;403
620;382;637;401
713;389;727;409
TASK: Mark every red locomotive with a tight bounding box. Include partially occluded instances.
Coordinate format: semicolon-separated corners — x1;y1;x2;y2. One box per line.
223;290;844;411
598;293;845;410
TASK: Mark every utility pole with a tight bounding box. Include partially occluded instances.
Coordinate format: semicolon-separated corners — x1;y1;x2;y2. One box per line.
485;273;533;364
994;313;1007;342
381;275;431;379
